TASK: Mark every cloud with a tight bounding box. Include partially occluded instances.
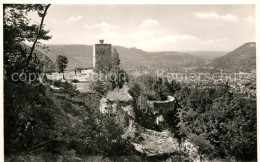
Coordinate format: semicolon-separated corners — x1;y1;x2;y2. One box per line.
147;34;227;51
64;15;82;23
85;22;120;32
156;34;226;43
222;14;238;20
157;34;199;42
196;12;219;19
86;22;120;40
195;12;238;21
131;30;154;39
95;31;119;39
246;16;255;23
205;38;226;43
140;19;159;28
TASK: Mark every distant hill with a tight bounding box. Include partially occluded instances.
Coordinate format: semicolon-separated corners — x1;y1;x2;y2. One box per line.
212;42;256;72
45;44;201;71
44;44;93;70
184;51;227;60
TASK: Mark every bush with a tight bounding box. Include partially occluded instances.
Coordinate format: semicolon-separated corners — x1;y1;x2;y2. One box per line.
89;80;112;96
4;81;69;154
4;80;135;157
51;80;79;96
177;85;257;160
71;79;79;83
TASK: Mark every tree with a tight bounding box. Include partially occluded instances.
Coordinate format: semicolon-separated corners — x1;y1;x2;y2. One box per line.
26;4;51;68
4;5;54;155
177;84;257;161
4;4;51;80
56;55;68;79
109;69;128;89
81;112;135;156
111;48;120;68
89;80;112;96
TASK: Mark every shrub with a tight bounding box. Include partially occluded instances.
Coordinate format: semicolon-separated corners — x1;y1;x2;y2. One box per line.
71;79;79;83
89;80;112;96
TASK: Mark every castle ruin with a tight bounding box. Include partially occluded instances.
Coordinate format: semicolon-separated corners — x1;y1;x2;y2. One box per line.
93;40;112;71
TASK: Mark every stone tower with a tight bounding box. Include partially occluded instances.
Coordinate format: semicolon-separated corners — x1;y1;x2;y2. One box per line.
93;40;112;71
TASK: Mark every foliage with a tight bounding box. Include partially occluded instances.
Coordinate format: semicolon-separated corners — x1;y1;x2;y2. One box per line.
81;112;135;156
4;4;55;155
71;79;79;83
91;48;128;93
4;4;51;81
51;80;79;96
5;80;135;157
109;68;129;89
176;84;256;160
4;4;134;159
129;75;256;161
128;76;175;130
51;92;135;157
129;75;172;101
111;48;120;67
95;47;120;72
95;46;112;72
56;55;68;73
4;81;67;154
89;80;112;96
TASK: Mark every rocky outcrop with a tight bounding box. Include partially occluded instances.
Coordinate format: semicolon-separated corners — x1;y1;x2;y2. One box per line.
99;85;135;128
127;124;199;160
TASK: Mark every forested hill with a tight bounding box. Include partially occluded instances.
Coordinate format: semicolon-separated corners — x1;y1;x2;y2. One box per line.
33;42;256;73
44;44;200;71
212;42;256;72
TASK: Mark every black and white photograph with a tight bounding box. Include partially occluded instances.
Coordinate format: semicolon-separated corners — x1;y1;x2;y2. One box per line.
2;1;258;161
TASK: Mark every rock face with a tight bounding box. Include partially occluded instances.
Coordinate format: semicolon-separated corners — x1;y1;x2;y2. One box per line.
132;128;179;156
131;126;199;159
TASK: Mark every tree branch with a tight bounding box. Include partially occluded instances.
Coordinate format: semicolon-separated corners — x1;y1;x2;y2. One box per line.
26;4;51;68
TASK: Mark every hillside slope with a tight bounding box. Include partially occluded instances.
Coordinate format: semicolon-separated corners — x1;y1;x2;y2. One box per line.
185;51;227;60
212;42;256;71
24;44;56;71
45;45;93;70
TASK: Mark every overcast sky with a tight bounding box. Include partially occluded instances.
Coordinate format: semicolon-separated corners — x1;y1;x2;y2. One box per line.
30;5;255;51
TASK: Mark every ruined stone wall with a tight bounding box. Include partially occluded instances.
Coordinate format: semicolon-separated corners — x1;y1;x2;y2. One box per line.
137;96;176;125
